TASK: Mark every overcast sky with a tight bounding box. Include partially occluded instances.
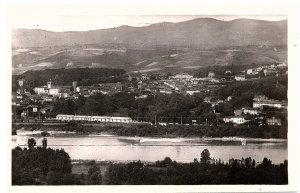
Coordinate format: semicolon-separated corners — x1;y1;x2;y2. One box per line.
10;12;287;32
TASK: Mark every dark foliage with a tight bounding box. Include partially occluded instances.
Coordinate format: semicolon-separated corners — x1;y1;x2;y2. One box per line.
12;68;126;91
105;156;288;185
12;144;73;185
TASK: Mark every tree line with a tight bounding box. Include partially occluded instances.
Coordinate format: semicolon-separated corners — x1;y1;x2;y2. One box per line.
105;150;288;185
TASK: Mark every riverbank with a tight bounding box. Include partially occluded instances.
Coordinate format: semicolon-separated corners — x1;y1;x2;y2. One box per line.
14;128;287;143
12;121;287;139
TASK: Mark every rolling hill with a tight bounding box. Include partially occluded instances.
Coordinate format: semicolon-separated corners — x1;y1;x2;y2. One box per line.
12;18;287;74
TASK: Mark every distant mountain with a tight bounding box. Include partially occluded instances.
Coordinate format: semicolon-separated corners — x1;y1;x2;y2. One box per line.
12;18;287;49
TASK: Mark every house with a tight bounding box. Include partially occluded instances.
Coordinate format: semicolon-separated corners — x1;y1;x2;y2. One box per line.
223;116;245;125
186;90;201;95
172;73;193;80
141;74;149;81
208;71;215;79
42;96;53;102
242;107;261;115
266;117;282;126
263;69;279;76
18;79;24;87
49;87;60;96
235;75;246;81
253;95;268;102
135;95;148;99
34;86;48;95
246;69;254;75
277;63;287;68
159;89;172;94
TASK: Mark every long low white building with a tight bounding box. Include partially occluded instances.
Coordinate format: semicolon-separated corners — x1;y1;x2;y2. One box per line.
56;114;133;123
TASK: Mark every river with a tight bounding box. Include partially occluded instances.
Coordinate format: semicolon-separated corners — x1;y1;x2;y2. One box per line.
11;130;288;164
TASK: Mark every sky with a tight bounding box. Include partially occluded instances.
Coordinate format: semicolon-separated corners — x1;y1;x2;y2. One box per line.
9;7;287;32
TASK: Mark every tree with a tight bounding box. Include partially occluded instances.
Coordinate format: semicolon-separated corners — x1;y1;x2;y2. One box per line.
27;138;36;149
200;149;211;163
42;138;47;149
88;161;102;185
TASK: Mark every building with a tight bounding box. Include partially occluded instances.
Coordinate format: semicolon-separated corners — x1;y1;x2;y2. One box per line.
266;117;282;126
253;100;286;109
277;63;287;68
141;74;149;81
72;81;77;91
47;81;53;89
56;114;133;123
49;87;60;96
186;90;201;95
18;79;24;87
208;71;215;79
223;116;245;125
171;73;193;80
242;107;261;115
253;95;268;102
34;86;48;95
235;75;246;81
246;69;254;75
263;69;279;77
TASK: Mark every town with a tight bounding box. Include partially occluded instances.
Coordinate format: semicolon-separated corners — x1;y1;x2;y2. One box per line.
12;62;287;129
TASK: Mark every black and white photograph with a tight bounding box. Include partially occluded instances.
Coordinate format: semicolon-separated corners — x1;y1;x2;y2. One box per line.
4;3;300;192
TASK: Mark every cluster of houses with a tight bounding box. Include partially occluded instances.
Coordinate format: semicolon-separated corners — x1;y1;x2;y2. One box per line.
13;63;287;125
214;95;286;126
234;63;287;81
132;72;227;99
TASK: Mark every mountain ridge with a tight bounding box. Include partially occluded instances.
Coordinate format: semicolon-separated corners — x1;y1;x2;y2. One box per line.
12;18;287;49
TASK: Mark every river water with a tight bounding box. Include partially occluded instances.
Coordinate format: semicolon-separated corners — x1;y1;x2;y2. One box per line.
11;130;288;164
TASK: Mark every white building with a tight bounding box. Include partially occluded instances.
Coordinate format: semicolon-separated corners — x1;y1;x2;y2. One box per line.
34;87;48;95
235;75;246;81
242;107;261;115
171;73;193;80
56;114;133;123
18;79;24;87
253;101;285;109
49;88;60;96
223;116;245;125
186;90;201;95
246;69;254;75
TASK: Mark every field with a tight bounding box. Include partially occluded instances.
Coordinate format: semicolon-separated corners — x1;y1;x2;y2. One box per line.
12;45;287;75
